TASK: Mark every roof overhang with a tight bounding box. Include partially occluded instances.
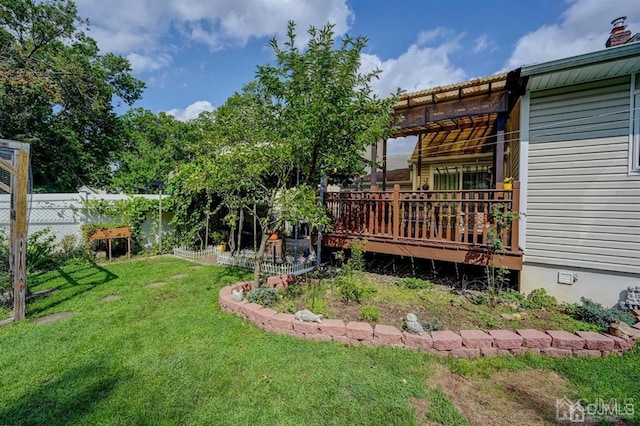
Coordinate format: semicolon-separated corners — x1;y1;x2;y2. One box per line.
521;41;640;91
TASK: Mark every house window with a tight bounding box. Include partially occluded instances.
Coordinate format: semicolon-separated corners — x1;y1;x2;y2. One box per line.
433;164;491;190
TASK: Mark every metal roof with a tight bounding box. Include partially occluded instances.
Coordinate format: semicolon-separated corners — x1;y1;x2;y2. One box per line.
521;41;640;91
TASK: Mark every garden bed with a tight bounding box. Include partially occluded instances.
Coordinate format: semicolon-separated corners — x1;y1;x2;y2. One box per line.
271;272;602;333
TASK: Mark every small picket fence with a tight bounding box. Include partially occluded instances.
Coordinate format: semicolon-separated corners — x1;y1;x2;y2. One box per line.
217;252;315;276
172;246;221;260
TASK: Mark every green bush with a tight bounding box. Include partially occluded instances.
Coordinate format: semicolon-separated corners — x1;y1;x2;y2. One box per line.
246;287;280;307
27;228;58;272
307;297;328;314
360;305;380;322
422;316;443;332
521;288;557;309
397;277;432;290
498;289;525;304
572;297;636;329
337;276;377;304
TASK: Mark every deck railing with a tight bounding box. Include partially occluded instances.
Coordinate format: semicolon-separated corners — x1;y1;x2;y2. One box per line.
324;182;520;254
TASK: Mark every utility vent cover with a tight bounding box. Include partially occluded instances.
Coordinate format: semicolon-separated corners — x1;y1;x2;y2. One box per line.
557;271;576;285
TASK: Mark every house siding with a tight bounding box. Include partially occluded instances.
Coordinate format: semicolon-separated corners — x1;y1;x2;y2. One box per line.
526;76;640;275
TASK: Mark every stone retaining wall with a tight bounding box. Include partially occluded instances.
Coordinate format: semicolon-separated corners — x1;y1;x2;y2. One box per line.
218;275;639;358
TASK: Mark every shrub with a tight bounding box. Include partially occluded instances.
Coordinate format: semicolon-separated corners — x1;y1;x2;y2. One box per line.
521;288;557;309
360;305;380;323
397;277;432;290
246;287;280;307
572;297;636;329
422;316;443;332
498;289;525;304
337;276;377;304
307;297;328;314
27;228;58;272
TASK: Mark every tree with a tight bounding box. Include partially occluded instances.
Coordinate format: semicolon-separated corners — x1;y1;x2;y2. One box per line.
0;0;145;191
185;22;398;284
257;22;398;186
111;108;197;193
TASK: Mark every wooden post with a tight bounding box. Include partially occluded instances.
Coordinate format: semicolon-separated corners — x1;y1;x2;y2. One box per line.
12;148;29;320
495;116;506;184
382;139;387;191
393;184;400;241
417;135;423;190
370;143;378;188
511;181;520;253
369;185;377;235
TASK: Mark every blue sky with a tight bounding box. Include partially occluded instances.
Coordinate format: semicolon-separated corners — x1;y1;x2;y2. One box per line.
75;0;640;152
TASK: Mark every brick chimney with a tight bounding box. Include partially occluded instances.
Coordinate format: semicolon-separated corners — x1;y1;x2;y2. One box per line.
606;16;632;48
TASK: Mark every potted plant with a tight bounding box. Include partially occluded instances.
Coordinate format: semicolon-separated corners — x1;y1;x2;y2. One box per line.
503;177;514;190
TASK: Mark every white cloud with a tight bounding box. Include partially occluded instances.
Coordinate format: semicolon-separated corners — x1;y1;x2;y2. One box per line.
504;0;640;69
388;136;417;155
127;53;173;73
166;100;215;121
76;0;353;71
360;30;466;97
473;35;488;53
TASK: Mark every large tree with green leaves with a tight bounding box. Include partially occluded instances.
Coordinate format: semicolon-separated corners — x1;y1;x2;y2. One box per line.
185;22;397;283
0;0;144;191
111;108;197;193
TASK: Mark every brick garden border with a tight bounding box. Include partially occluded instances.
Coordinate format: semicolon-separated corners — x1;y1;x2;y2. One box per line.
218;275;639;358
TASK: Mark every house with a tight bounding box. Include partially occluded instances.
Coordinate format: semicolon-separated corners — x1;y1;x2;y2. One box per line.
518;29;640;306
320;19;640;307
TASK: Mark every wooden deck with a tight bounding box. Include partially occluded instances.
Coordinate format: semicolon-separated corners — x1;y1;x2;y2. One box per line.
322;183;522;270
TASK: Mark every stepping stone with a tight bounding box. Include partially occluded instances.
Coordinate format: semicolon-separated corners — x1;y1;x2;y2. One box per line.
170;274;189;279
100;295;123;303
33;312;75;325
189;266;203;270
145;281;167;288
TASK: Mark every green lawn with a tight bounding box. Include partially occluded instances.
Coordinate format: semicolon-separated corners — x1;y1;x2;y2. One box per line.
0;257;638;425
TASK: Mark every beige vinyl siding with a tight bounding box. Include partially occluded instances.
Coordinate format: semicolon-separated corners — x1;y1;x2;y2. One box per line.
505;98;520;180
529;76;630;143
526;76;640;274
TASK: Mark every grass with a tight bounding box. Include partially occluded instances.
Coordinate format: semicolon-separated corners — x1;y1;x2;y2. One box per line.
0;257;638;425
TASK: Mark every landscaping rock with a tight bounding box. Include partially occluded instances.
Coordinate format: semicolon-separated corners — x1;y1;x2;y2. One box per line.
546;330;585;350
459;329;493;348
431;330;462;351
516;329;552;348
574;331;614;351
500;313;515;320
318;319;346;336
403;331;433;350
346;321;374;340
374;325;403;346
608;321;640;340
294;309;323;323
488;330;523;349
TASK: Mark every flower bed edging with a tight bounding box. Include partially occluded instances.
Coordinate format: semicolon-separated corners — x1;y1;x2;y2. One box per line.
218;275;638;358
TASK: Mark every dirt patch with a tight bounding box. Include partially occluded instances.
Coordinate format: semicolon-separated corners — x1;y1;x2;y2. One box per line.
428;363;578;426
410;397;431;425
100;295;123;303
33;312;75;325
170;274;189;279
145;281;167;288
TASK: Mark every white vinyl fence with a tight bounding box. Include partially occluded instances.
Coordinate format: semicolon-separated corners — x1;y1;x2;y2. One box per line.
0;192;172;249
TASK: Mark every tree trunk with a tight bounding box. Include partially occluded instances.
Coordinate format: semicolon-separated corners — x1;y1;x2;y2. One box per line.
253;231;271;286
237;208;244;254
